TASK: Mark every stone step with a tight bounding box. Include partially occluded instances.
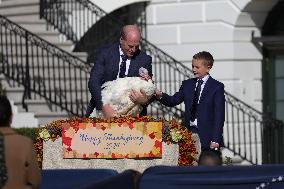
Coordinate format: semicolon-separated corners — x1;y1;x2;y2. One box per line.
0;0;38;8
35;112;71;126
1;67;90;79
9;18;45;25
1;81;78;126
2;53;87;66
14;99;59;113
0;74;89;83
0;36;74;47
19;23;56;33
8;98;39;128
11;111;39;128
71;52;88;61
2;79;89;102
13;96;88;110
3;58;88;69
221;148;253;165
1;42;74;53
0;5;39;16
5;87;89;99
4;85;24;100
5;14;42;23
1;36;69;47
3;50;88;60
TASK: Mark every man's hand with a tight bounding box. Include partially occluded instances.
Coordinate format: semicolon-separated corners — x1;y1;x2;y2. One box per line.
102;104;115;118
129;89;148;105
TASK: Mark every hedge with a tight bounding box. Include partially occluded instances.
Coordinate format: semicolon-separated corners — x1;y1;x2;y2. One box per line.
13;128;39;142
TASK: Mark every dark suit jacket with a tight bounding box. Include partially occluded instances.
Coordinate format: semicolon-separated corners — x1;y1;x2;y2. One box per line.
159;76;225;149
0;127;41;189
86;42;152;116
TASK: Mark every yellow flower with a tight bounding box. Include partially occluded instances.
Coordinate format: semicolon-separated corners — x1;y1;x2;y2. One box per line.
152;146;161;155
170;129;182;142
39;128;50;141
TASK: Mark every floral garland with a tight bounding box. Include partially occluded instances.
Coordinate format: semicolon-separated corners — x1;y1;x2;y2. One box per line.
35;116;197;168
162;119;198;166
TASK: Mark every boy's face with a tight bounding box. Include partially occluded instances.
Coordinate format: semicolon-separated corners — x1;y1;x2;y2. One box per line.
192;58;211;79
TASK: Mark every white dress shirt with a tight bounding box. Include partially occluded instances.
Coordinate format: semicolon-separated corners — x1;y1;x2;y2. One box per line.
190;74;210;127
117;47;131;79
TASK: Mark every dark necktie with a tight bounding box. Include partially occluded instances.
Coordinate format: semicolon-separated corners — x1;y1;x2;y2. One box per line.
190;79;204;121
119;55;128;78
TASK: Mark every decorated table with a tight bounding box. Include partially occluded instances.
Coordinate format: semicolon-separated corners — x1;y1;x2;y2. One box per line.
35;116;198;173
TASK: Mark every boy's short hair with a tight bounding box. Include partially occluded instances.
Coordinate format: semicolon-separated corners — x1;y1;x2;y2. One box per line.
193;51;214;68
0;95;12;127
198;149;222;166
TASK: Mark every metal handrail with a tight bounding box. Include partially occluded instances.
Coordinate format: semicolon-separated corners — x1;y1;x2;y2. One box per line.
0;14;90;116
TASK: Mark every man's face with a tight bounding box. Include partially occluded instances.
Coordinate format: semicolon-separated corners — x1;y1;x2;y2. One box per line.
192;58;211;79
120;35;140;57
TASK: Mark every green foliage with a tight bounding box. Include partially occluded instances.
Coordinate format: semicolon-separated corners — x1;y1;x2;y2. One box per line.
224;156;233;165
13;128;39;142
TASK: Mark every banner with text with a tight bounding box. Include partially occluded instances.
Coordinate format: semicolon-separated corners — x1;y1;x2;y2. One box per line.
62;121;162;159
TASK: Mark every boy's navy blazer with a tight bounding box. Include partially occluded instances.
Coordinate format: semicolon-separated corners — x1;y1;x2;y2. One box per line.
160;76;225;148
87;42;152;114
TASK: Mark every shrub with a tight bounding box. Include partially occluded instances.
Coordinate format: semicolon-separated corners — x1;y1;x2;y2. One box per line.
13;128;39;142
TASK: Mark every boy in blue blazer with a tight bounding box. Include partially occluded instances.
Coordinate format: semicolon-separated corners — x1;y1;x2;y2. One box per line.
156;51;225;151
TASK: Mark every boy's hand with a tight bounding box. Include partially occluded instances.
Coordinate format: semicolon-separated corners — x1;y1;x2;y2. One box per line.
140;74;151;81
155;89;162;99
210;141;220;150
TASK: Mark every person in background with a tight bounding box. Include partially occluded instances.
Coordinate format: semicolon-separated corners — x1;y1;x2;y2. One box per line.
0;95;41;189
198;149;223;166
86;24;152;118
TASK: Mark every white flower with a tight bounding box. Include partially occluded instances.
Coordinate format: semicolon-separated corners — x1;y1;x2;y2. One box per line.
170;129;182;142
39;128;50;141
260;183;266;188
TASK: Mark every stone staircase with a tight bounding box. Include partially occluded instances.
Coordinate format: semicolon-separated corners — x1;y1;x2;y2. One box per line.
0;0;87;59
221;148;251;165
0;74;38;128
0;0;88;126
0;74;72;126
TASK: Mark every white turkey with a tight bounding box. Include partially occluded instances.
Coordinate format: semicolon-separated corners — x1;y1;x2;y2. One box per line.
90;77;156;118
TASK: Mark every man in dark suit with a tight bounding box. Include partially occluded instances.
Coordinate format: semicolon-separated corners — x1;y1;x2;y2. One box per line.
86;25;152;118
155;51;225;151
